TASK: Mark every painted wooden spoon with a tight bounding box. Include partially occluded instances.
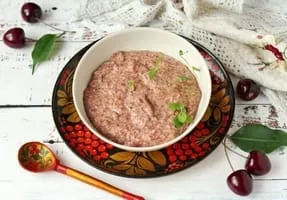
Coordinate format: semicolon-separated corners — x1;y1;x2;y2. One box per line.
18;141;144;200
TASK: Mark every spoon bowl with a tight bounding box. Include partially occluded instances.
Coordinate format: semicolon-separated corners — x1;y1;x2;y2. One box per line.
18;142;144;200
18;142;58;172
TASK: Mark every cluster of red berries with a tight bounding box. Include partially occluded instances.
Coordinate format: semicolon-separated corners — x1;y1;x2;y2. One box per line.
62;123;113;161
166;122;211;163
165;162;184;173
219;115;230;134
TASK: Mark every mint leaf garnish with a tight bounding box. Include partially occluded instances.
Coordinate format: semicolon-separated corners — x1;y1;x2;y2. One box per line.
178;49;200;72
147;56;163;80
169;102;193;128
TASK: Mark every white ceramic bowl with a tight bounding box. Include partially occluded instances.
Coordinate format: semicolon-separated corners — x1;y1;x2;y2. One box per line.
73;27;211;152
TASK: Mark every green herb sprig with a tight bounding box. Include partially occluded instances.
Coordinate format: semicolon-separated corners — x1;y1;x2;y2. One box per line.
148;56;163;80
179;50;200;71
127;80;135;91
177;75;189;81
168;102;192;128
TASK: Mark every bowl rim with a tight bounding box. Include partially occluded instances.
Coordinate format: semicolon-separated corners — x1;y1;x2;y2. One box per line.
72;27;212;152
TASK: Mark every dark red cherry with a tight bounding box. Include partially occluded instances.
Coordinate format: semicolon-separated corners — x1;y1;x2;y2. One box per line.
3;28;25;48
236;79;260;101
21;2;42;23
245;151;271;176
227;170;253;196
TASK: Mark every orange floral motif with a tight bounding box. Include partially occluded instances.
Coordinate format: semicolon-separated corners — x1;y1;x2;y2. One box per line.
57;90;80;123
202;83;231;122
104;151;167;176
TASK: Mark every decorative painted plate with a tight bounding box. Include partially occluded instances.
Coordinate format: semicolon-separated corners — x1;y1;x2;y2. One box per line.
52;37;235;178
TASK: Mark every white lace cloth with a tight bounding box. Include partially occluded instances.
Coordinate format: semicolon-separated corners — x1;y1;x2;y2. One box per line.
75;0;287;119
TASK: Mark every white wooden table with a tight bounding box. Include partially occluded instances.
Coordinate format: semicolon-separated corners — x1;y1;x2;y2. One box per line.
1;1;287;199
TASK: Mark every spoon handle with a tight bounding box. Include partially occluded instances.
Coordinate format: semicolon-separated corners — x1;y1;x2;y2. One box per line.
56;164;144;200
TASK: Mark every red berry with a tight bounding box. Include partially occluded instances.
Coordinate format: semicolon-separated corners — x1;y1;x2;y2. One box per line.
76;137;83;144
65;125;73;132
194;130;202;137
223;115;230;122
90;149;97;156
100;152;109;159
182;144;190;150
191;154;198;159
196;122;205;129
77;144;84;150
69;141;76;148
106;143;113;149
74;124;82;131
84;131;92;138
194;146;203;153
179;155;187;161
202;128;210;135
99;140;105;144
222;121;228;128
185;150;193;155
219;128;225;134
169;155;177;162
227;170;253;196
21;2;42;23
70;131;77;138
202;143;210;149
172;143;181;149
175;149;184;156
245;151;271;176
84;138;92;145
236;79;260;101
77;131;84;137
92;135;98;140
189;135;197;142
64;133;71;141
93;155;101;161
85;145;92;152
167;149;174;155
3;28;25;48
98;145;106;152
199;151;205;157
190;142;199;148
181;136;189;143
91;141;99;148
83;126;89;131
71;139;77;144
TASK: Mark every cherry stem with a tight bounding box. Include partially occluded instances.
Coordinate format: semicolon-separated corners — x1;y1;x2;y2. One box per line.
57;32;66;38
25;37;36;42
221;140;247;159
41;21;76;34
223;136;235;172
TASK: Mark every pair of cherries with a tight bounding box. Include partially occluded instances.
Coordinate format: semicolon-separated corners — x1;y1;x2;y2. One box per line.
3;2;42;48
227;151;271;196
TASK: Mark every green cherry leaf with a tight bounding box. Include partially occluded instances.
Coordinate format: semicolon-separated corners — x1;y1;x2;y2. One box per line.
31;33;59;75
230;124;287;153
